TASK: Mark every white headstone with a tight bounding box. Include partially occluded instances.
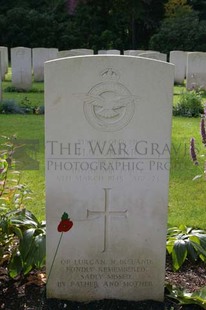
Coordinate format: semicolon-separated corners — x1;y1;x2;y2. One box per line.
48;48;58;60
11;47;32;90
98;50;121;55
124;50;145;56
45;56;174;302
139;52;167;62
70;49;94;55
58;49;94;58
33;48;58;81
169;51;186;84
57;50;71;58
186;52;206;90
0;46;8;80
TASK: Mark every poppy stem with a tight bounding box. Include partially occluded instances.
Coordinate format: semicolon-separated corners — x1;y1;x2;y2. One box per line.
47;232;63;285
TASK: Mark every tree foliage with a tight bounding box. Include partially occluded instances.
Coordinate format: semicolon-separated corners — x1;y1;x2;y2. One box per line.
149;11;206;54
164;0;192;17
0;0;206;51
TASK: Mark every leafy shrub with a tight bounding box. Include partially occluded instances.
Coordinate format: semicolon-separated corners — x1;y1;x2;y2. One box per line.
0;99;44;115
4;86;44;93
173;90;203;117
5;209;46;278
0;100;24;114
167;225;206;271
4;86;28;93
166;284;206;308
166;284;206;309
0;136;46;278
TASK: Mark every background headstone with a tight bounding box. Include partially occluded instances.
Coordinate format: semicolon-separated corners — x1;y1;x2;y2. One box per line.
32;48;58;81
139;52;167;62
58;49;94;58
45;55;174;302
11;47;32;90
124;50;145;56
98;50;121;54
69;49;94;55
169;51;186;84
186;52;206;90
0;46;8;80
57;50;71;58
48;48;58;59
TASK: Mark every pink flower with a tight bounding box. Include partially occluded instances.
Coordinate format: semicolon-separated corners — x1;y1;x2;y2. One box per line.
200;118;206;146
190;138;198;165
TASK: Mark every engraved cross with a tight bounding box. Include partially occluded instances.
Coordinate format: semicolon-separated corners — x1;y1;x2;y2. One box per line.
87;188;128;252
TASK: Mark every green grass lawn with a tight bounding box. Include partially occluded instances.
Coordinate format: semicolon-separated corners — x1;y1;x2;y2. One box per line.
1;76;206;228
2;69;44;108
0;115;45;219
169;117;206;227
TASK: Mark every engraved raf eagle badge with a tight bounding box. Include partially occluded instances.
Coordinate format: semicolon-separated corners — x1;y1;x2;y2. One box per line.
83;68;138;132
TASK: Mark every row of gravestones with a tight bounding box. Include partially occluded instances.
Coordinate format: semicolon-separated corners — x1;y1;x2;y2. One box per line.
2;47;167;88
1;46;206;92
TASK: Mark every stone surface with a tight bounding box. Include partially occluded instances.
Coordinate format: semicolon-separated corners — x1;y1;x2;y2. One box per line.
98;50;121;54
45;55;174;302
58;49;94;58
32;48;58;81
169;51;186;84
186;52;206;90
124;50;145;56
48;48;58;59
0;46;8;80
139;52;167;62
57;50;70;58
11;47;32;90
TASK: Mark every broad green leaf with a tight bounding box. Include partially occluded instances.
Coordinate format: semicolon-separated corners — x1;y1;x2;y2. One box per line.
25;211;40;225
186;227;193;234
179;224;187;233
9;253;23;278
191;241;206;261
166;284;206;308
22;260;33;275
172;239;187;271
22;240;37;273
11;226;23;240
191;287;206;305
186;241;198;261
19;228;35;260
33;234;46;268
198;234;206;249
166;239;174;254
189;235;201;245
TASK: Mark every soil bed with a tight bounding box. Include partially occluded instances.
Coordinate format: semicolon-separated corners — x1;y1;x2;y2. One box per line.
0;256;206;309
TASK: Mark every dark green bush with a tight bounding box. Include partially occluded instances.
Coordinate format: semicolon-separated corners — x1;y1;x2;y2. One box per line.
173;90;204;117
0;100;24;114
4;86;43;93
0;99;44;115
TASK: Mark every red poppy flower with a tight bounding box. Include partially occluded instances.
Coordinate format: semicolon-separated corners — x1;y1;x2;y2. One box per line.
58;219;73;232
57;212;73;232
